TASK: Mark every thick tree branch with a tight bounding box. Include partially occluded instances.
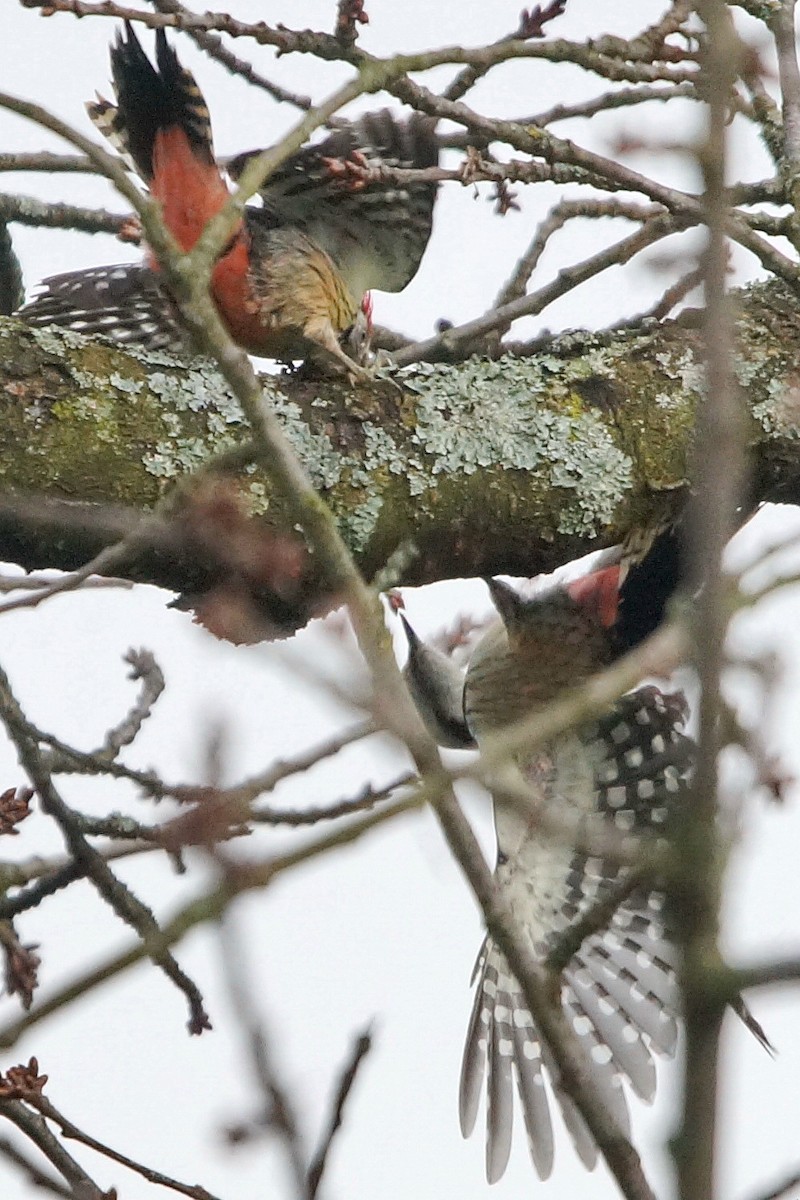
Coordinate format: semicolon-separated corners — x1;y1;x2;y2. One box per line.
0;278;798;608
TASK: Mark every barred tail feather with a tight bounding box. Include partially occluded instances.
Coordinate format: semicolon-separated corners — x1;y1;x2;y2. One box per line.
18;264;187;353
549;1084;598;1170
89;22;214;181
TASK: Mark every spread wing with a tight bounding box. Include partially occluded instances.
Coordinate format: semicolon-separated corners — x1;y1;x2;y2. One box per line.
459;686;694;1181
226;111;438;298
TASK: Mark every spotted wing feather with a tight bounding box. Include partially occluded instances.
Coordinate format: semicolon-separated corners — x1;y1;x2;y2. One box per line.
461;686;694;1180
18;263;187;352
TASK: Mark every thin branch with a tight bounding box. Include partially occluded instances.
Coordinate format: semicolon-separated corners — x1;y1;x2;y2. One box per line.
0;788;425;1050
20;2;699;87
307;1025;373;1200
92;648;165;762
0;660;211;1035
250;772;415;826
218;918;307;1196
529;81;700;125
0;842;171;921
0;1100;106;1199
730;956;800;991
442;4;567;105
147;0;313;110
742;1167;800;1200
608;262;705;329
32;1093;222;1200
770;1;800;167
0;572;132;594
0;152;96;174
394;210;691;364
0;1133;72;1198
0;860;95;919
0;193;129;239
491;198;665;327
544;873;644;976
387;72;800;294
673;6;746;1199
43;716;378;808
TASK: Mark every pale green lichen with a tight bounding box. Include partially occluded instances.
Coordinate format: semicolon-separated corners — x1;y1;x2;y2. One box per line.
146;366;246;421
123;345;192;369
402;356;633;535
339;491;384;550
408;359;551;474
143;437;212;477
337;421;411;548
752;377;800;437
654;348;705;395
28;325;92;354
268;392;344;490
108;373;144;395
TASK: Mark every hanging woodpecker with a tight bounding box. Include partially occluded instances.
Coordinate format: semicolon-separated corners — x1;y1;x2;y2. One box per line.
18;24;438;377
402;533;770;1182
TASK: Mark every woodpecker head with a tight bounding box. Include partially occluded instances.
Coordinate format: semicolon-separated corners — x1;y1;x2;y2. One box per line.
464;571;621;739
342;291;374;366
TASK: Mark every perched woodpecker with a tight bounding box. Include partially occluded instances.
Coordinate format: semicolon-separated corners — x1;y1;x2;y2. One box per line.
402;544;770;1182
18;24;438;377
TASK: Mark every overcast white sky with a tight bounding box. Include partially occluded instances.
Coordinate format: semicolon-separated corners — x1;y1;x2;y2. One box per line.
1;3;799;1199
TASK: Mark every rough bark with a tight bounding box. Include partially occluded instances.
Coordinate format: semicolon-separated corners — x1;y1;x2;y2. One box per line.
0;277;799;599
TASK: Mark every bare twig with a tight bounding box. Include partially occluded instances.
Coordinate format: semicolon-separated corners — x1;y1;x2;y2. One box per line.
544;874;645;975
491;198;665;332
730;955;800;991
31;1092;222;1200
604;261;705;331
0;787;424;1048
442;3;567;106
0;151;96;174
0;920;40;1009
93;648;165;762
307;1025;373;1199
147;0;313;109
0;572;132;594
335;0;369;48
251;772;415;825
0;1133;71;1198
770;1;800;167
0;660;211;1035
0;192;129;239
0;1099;107;1199
19;1;698;88
529;81;699;125
394;210;691;364
672;6;746;1199
218;918;307;1195
743;1168;800;1200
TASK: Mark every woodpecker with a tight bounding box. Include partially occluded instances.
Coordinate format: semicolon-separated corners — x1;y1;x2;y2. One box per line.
18;24;438;378
402;544;770;1182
